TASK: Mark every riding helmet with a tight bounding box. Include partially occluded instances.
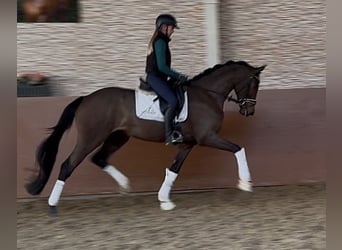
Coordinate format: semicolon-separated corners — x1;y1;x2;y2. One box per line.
155;14;179;29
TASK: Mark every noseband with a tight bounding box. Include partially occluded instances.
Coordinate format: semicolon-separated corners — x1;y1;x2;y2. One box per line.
228;96;256;107
228;75;259;107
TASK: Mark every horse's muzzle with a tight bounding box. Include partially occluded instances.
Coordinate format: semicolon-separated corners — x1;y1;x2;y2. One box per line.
239;107;255;117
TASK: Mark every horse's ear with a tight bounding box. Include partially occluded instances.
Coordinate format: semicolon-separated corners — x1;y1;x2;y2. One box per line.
255;64;267;73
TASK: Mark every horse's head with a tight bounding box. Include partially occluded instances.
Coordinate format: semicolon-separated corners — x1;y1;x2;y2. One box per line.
189;61;266;116
232;64;266;117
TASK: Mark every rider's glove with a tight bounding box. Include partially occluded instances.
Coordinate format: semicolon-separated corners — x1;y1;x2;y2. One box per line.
177;74;189;85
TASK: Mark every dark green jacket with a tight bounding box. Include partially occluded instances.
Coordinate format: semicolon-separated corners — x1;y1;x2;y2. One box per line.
145;32;182;81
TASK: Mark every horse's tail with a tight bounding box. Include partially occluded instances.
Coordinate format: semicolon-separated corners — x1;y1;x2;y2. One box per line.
25;96;84;195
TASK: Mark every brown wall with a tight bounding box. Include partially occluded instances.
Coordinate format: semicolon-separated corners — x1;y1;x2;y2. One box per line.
17;88;325;198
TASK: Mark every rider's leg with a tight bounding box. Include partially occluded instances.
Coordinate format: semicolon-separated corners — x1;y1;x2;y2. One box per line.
164;105;183;144
147;74;183;144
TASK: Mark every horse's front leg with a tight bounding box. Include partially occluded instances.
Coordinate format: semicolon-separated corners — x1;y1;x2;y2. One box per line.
158;143;194;210
199;134;253;192
234;147;253;192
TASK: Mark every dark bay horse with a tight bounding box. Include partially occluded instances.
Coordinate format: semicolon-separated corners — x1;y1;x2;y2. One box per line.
26;60;266;216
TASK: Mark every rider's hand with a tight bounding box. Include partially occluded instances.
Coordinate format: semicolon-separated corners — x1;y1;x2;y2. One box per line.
178;74;189;85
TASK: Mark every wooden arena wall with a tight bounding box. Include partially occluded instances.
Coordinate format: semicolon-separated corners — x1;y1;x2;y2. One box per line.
17;88;325;198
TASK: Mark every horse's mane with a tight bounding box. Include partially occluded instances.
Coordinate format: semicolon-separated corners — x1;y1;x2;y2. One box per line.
191;60;252;81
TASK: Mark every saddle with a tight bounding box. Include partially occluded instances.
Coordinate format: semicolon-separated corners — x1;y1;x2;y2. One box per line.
139;76;186;118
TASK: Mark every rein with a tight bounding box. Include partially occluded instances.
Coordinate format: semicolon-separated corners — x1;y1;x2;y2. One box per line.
189;74;259;106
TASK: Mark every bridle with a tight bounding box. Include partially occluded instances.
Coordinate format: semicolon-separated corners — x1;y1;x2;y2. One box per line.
228;96;256;107
228;74;259;108
186;73;260;106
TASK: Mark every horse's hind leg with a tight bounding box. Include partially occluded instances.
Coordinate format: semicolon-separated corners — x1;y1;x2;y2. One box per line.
158;143;194;210
91;130;130;193
48;137;106;217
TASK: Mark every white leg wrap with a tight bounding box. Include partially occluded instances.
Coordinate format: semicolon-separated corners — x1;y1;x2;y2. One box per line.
48;180;65;206
234;147;251;181
158;168;178;202
235;148;253;192
103;165;129;189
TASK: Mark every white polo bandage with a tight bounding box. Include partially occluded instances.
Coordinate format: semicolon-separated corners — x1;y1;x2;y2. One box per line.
234;147;251;182
103;165;128;188
48;180;65;206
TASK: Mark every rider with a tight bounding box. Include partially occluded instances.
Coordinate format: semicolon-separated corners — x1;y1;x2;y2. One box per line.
145;14;188;145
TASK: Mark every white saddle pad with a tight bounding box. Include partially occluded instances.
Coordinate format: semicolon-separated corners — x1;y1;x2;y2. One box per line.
135;89;188;122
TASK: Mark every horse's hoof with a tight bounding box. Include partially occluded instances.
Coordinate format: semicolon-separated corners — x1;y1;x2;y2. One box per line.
119;182;130;195
49;206;58;219
237;180;253;192
160;201;176;210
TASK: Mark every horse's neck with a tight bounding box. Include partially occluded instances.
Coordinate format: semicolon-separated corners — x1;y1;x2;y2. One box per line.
191;67;235;96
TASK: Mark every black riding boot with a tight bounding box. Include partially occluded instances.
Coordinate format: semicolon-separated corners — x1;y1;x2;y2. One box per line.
164;106;183;145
